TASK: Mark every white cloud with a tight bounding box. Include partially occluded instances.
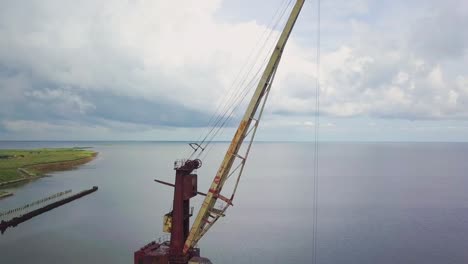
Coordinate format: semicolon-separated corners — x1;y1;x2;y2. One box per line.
1;0;468;140
268;0;468;120
25;88;95;114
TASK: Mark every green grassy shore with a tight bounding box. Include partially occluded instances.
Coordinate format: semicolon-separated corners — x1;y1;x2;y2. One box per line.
0;148;97;185
0;190;13;199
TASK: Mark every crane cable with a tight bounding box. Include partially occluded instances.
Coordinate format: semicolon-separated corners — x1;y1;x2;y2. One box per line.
313;0;321;263
197;38;278;161
193;0;293;157
197;0;291;136
197;22;287;161
196;2;294;159
190;66;279;246
185;0;295;160
184;0;291;159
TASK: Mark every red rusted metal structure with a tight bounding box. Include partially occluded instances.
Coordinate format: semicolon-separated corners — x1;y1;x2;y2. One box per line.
134;159;203;264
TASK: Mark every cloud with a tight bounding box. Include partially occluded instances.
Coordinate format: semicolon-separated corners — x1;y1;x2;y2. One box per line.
0;0;277;124
410;0;468;61
269;0;468;120
0;0;467;140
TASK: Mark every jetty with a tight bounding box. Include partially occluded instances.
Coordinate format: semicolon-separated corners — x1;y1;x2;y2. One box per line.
0;186;98;234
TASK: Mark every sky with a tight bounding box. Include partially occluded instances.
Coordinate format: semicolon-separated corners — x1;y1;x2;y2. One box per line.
0;0;467;141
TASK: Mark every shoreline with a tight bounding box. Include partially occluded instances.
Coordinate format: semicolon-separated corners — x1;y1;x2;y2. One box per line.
0;191;13;199
0;150;98;188
24;152;97;176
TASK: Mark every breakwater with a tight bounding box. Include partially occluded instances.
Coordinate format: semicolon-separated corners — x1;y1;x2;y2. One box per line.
0;186;98;234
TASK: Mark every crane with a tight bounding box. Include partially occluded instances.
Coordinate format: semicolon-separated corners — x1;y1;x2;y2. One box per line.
184;0;305;253
135;1;305;263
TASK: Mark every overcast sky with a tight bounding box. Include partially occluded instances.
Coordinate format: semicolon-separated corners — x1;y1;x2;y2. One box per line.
1;0;467;141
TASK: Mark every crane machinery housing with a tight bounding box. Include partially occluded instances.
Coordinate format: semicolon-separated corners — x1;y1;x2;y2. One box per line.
134;1;305;263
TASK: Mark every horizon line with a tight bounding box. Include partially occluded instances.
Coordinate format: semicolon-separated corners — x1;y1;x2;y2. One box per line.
1;140;468;143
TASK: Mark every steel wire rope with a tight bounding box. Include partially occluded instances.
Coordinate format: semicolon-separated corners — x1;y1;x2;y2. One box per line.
313;0;321;263
197;5;293;161
197;7;292;161
195;0;292;141
186;29;271;160
197;45;273;161
197;25;284;160
197;0;290;130
183;2;285;159
188;35;285;249
195;1;295;160
197;70;263;160
228;65;279;202
184;0;292;159
189;0;294;159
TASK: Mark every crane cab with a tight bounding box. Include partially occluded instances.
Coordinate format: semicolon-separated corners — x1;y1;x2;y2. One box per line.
163;212;172;233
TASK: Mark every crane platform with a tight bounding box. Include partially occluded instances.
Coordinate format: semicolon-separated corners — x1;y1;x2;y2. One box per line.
134;241;201;264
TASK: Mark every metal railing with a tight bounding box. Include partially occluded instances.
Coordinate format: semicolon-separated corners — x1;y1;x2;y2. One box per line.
173;159;188;170
157;233;171;244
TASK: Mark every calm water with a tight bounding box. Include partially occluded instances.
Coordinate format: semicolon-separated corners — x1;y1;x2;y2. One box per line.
1;141;468;264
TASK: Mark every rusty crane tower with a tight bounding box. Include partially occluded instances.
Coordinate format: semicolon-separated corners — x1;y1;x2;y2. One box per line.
135;1;305;263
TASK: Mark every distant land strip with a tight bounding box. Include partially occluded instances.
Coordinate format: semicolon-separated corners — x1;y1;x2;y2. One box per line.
0;148;98;187
0;191;13;199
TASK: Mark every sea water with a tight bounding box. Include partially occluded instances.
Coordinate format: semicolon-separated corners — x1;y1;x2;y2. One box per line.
0;141;467;264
